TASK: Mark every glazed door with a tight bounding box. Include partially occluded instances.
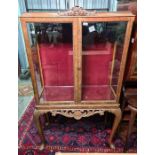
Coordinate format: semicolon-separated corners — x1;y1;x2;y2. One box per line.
22;19;78;104
78;18;129;103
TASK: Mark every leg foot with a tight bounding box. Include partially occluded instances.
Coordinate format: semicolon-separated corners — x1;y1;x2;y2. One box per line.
39;143;45;151
108;108;122;148
109;143;115;149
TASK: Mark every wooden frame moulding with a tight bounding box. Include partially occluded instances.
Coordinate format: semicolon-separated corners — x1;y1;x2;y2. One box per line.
36;42;44;87
109;41;117;86
76;18;82;103
116;18;134;102
35;102;119;110
39;100;115;105
78;16;134;104
20;21;40;104
110;85;117;99
20;12;134;18
109;41;117;100
73;18;80;103
20;17;78;105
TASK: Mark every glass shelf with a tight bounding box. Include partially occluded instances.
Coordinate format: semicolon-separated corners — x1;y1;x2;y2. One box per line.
82;85;115;100
40;86;74;101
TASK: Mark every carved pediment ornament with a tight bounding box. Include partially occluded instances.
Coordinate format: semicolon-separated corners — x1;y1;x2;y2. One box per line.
58;6;96;16
37;109;121;120
51;109;105;120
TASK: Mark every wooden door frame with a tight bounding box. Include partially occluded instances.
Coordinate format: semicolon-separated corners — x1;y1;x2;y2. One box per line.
20;17;78;105
78;16;134;103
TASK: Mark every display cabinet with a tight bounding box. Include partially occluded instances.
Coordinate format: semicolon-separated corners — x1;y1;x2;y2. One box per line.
20;7;135;149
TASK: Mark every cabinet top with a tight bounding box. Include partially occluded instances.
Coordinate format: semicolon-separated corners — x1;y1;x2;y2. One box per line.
20;11;135;19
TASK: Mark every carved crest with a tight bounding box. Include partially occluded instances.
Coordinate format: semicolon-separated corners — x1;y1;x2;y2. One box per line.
36;108;121;120
58;6;96;16
51;109;105;120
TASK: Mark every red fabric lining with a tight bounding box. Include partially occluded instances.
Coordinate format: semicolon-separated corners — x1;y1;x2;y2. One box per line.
39;43;113;86
39;43;115;101
39;43;73;86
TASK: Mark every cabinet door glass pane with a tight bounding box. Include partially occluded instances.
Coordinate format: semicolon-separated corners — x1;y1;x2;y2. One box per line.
27;23;74;102
82;21;127;101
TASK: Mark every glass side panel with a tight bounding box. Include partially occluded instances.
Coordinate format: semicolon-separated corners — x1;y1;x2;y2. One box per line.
82;21;127;101
27;23;43;99
27;23;74;102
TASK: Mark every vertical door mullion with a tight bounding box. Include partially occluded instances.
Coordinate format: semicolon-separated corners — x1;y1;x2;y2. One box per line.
78;18;82;103
73;18;82;103
73;18;78;103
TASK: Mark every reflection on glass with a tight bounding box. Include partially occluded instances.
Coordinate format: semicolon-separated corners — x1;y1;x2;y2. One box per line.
27;23;74;102
82;22;127;101
134;63;137;75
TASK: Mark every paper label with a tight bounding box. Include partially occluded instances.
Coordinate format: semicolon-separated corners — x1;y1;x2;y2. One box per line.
83;22;88;26
89;25;95;32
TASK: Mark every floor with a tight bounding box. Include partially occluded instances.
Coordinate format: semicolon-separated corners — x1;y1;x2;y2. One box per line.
56;153;136;155
18;77;34;120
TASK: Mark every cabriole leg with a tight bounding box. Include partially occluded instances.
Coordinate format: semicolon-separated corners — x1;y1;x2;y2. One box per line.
108;108;122;149
33;109;46;150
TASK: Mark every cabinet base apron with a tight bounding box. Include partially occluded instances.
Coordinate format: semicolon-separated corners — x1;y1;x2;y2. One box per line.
33;107;122;150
